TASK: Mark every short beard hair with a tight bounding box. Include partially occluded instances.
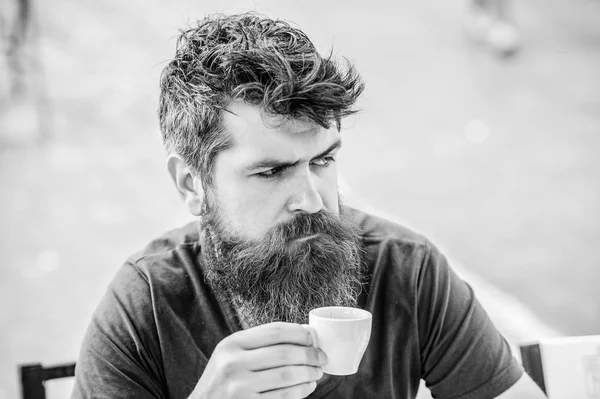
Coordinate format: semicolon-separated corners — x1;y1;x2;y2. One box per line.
201;197;364;327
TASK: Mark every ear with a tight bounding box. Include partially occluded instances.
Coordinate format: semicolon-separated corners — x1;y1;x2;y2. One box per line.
166;154;204;216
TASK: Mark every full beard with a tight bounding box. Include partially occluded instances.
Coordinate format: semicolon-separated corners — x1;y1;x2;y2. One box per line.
201;198;364;328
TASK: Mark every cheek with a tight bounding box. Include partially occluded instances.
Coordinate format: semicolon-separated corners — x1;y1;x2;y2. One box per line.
218;182;284;238
320;165;340;213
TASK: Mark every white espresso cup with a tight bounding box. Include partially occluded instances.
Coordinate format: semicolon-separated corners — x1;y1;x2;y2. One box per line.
302;306;372;375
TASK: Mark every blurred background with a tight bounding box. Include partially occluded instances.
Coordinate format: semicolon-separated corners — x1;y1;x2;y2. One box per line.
1;0;599;397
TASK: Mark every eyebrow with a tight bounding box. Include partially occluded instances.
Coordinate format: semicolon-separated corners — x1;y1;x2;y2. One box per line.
245;138;343;173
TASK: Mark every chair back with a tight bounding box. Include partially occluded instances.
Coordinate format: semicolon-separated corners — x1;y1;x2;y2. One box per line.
520;335;600;399
19;362;76;399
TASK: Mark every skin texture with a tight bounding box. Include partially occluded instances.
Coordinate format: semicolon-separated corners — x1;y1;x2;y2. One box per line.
210;101;342;239
188;322;326;399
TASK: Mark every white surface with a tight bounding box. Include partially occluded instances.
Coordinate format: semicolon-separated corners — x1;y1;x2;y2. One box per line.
538;336;600;399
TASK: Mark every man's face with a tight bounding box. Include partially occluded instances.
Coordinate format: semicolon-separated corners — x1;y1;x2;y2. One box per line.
210;101;341;241
200;101;363;327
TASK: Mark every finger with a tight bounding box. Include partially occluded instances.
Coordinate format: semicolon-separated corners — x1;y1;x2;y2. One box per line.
254;365;323;392
259;381;317;399
242;344;327;371
233;322;314;350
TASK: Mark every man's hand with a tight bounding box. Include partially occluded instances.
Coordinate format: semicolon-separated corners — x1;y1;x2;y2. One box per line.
190;322;328;399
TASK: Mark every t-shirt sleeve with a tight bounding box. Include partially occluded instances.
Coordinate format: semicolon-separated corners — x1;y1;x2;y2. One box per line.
72;262;167;399
417;242;523;399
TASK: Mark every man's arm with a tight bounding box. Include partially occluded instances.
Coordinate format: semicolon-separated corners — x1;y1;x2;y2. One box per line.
495;373;547;398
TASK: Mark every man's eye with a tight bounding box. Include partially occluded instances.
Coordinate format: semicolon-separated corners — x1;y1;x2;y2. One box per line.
311;156;335;167
256;166;287;179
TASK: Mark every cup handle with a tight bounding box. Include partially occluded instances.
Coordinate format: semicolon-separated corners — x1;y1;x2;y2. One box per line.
301;324;319;348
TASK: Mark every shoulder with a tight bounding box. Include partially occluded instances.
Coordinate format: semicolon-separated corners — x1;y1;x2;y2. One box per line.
345;206;433;257
344;206;448;298
106;221;203;303
128;220;201;264
126;220;201;276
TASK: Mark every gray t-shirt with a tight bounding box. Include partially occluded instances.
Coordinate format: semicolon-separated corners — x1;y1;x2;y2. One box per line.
72;208;523;398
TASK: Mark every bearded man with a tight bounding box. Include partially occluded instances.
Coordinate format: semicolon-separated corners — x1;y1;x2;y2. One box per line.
72;12;546;399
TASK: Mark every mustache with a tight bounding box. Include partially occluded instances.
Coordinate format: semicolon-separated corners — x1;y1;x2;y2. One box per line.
219;210;360;261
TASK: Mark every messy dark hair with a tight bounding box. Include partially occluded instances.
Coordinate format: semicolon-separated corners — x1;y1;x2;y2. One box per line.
158;12;364;187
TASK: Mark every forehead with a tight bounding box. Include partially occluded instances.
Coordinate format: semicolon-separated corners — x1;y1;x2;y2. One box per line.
220;102;339;162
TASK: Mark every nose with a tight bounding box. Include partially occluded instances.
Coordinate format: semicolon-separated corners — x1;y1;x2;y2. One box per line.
287;169;324;214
